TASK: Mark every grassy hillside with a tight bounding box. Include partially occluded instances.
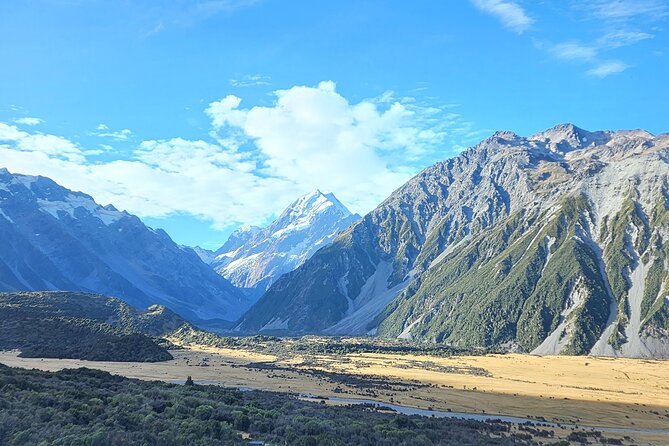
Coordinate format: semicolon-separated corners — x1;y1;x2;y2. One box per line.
0;291;187;362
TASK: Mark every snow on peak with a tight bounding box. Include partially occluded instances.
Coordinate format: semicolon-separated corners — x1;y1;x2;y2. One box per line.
271;190;353;238
238;223;261;233
281;190;352;220
37;194;124;225
212;190;359;294
0;169;38;190
0;169;124;226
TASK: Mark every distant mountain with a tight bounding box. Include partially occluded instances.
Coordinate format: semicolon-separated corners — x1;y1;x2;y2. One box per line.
0;291;188;361
0;169;250;323
189;246;216;264
235;124;669;358
212;190;359;298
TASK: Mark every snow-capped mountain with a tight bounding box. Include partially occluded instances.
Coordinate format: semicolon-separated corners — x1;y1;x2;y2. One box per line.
212;190;359;297
0;169;250;323
236;124;669;358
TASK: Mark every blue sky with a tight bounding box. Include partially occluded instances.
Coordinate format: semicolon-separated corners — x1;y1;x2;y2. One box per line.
0;0;667;249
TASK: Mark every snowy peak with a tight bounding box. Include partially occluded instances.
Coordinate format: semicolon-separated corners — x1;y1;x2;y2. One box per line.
268;190;354;239
212;190;359;295
277;190;352;223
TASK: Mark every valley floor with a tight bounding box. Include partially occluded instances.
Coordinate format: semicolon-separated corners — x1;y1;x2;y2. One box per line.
2;348;669;445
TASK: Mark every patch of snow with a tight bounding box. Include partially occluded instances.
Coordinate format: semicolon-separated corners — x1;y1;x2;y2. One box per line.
214;248;240;260
220;252;262;274
10;174;38;189
37;194;123;225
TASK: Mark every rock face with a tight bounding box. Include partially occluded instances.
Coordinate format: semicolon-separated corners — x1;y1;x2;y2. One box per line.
235;124;669;358
0;169;250;323
212;190;359;299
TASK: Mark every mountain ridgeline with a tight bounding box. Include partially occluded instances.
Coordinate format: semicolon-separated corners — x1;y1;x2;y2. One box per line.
211;190;359;300
0;169;250;324
236;124;669;358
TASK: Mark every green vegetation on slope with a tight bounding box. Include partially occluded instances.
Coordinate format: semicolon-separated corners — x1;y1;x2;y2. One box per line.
0;291;186;362
0;364;537;446
640;191;669;332
378;195;611;354
237;222;379;333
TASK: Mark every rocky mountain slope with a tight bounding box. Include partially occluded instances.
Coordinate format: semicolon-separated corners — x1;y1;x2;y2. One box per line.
212;190;359;298
0;169;249;323
235;124;669;358
0;291;188;361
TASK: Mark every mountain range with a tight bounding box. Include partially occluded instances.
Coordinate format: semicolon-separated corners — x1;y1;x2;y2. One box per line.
235;124;669;358
2;123;668;359
0;169;249;323
211;190;359;299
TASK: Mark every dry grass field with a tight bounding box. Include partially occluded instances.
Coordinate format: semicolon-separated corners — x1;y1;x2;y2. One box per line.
2;346;669;445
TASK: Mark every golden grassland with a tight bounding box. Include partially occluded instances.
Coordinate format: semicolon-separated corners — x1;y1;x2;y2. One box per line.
2;346;669;445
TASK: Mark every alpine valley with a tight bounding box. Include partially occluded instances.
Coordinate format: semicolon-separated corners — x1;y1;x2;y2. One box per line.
236;124;669;358
3;124;669;359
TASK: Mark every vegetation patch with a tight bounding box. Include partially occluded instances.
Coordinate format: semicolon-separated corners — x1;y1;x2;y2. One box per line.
0;363;549;445
0;291;185;362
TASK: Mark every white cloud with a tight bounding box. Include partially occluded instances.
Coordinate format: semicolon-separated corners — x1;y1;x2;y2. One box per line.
0;133;293;229
14;117;43;126
550;41;598;61
543;30;654;76
95;128;132;140
586;60;630;77
0;82;478;230
230;74;271;87
509;1;665;78
0;123;85;162
205;81;462;213
581;0;668;20
597;30;654;48
471;0;534;34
